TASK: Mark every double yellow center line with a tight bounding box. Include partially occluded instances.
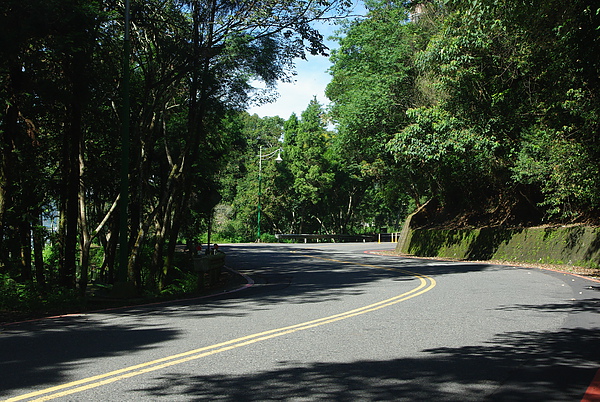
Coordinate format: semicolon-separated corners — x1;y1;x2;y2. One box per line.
5;254;436;401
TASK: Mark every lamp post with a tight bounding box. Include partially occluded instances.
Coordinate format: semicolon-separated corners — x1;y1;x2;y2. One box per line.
257;146;282;242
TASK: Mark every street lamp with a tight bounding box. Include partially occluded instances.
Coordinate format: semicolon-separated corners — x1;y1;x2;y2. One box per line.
257;146;283;242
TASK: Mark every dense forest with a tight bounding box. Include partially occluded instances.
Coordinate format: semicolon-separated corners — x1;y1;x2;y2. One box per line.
327;0;600;228
1;0;599;306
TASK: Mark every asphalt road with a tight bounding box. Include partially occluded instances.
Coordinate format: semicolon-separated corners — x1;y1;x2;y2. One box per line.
1;242;599;401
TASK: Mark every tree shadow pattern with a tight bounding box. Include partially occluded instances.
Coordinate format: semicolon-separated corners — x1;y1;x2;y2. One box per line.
131;327;600;401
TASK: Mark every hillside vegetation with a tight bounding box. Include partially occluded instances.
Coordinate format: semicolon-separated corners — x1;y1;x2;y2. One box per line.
327;0;600;229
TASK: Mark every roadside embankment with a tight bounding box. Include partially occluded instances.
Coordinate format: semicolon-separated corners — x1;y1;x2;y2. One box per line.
396;223;600;271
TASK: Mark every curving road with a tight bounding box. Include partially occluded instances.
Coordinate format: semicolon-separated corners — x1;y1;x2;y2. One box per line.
1;243;599;401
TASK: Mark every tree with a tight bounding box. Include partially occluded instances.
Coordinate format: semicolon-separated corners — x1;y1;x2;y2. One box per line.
284;98;335;233
327;1;414;164
219;113;286;242
393;0;600;224
0;0;113;288
326;0;418;230
117;0;353;288
0;0;354;300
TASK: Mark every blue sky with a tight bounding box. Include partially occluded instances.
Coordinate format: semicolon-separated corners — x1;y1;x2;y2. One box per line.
246;53;334;119
246;2;366;119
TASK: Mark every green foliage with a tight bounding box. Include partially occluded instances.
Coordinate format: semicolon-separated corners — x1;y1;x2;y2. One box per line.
0;273;80;312
324;1;427;230
384;0;600;224
287;98;335;206
160;268;198;296
207;221;251;244
388;106;499;208
212;0;600;236
0;274;27;309
327;1;414;163
513;127;600;219
1;0;352;301
259;233;278;243
42;242;60;271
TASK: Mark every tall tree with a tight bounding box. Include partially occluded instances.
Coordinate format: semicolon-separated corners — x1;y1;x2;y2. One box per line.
326;0;417;229
285;98;335;233
121;0;352;287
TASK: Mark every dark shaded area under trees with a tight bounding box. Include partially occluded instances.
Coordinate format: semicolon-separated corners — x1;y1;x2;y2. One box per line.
0;0;353;312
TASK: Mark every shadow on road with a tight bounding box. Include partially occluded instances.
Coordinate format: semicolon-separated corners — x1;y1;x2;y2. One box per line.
0;317;180;396
131;326;600;401
84;244;502;322
1;244;596;399
498;299;600;314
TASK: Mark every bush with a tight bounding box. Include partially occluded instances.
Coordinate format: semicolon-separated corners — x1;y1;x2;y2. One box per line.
0;274;24;309
160;268;198;295
0;273;81;313
259;233;277;243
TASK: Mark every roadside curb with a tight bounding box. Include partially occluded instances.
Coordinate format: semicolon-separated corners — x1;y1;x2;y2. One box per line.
364;250;600;284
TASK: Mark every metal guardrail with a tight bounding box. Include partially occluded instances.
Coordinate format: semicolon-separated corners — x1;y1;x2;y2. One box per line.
275;233;400;243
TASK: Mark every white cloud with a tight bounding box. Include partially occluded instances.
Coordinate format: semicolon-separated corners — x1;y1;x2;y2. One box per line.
246;1;367;119
246;54;332;119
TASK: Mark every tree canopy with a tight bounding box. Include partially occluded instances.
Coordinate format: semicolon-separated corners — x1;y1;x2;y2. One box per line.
327;0;600;227
0;0;352;301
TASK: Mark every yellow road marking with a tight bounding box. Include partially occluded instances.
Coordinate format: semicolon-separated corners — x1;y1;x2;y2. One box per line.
5;254;436;402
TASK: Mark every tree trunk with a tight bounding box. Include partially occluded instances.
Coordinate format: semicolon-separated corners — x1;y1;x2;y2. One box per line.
149;201;170;290
32;214;46;289
19;221;32;281
100;218;119;283
0;106;16;270
161;191;186;289
0;130;13;252
59;51;87;289
78;152;90;294
60;121;79;289
128;222;148;288
0;60;21;271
